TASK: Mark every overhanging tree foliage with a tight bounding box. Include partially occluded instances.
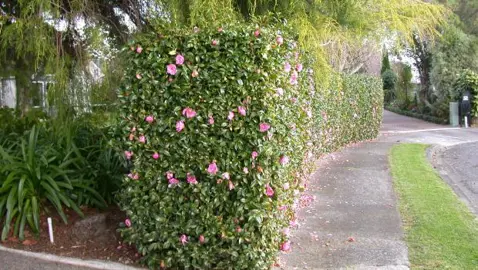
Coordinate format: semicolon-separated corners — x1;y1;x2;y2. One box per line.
0;0;447;112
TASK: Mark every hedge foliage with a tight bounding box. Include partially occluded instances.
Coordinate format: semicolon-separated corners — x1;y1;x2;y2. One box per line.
115;23;383;269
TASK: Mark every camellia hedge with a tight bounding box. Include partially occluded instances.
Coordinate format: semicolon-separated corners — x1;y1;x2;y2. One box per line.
115;23;383;269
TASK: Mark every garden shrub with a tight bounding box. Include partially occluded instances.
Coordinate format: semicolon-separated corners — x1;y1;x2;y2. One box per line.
115;23;383;269
381;69;397;104
453;69;478;117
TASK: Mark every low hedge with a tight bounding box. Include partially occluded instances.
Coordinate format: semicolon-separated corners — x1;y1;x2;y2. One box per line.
385;106;448;125
115;23;383;269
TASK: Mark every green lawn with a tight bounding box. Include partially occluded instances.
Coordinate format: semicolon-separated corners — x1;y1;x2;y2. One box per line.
390;144;478;269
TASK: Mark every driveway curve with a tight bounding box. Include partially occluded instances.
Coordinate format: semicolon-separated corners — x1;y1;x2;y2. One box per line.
430;142;478;216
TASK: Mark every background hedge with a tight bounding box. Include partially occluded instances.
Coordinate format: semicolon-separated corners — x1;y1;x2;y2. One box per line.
384;106;448;125
115;23;383;269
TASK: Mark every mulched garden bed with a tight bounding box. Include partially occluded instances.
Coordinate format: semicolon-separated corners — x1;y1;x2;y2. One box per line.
1;205;141;267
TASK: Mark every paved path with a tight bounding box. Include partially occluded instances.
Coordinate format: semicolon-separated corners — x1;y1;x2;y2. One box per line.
277;110;478;269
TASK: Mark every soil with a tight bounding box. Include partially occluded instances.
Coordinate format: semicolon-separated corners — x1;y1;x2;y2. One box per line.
1;205;141;268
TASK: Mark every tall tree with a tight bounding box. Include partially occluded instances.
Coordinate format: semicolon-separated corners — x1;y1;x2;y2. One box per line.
431;24;478;100
0;0;447;112
410;34;434;106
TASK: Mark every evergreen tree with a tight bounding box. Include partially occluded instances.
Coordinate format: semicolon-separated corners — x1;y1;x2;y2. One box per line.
381;52;391;74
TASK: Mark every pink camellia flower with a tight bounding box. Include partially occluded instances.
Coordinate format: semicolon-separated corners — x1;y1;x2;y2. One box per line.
125;218;132;227
187;173;198;184
227;111;235;121
145;115;154;123
265;184;274;197
235;226;242;233
222;172;230;180
259;123;271;133
211;39;218;46
290;71;298;85
218;27;223;32
136;46;142;54
296;63;303;72
254;29;260;37
199;235;205;244
138;135;146;143
166;171;174;180
166;64;177;75
207;161;218;175
322;111;328;122
228;180;235;190
283;183;290;190
152;152;160;160
276;36;284;45
169;178;179;185
276;88;284;96
252;151;259;159
124;151;133;160
131;126;136;132
243;167;249;174
284;62;291;72
280;241;291;252
128;134;134;141
180;234;188;245
182;107;197;118
176;54;184;65
136;74;142;80
238;106;246;116
278;205;288;211
128;173;139;180
279;155;289;165
290;97;297;104
192;70;199;78
176;120;185;132
208;116;214;125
